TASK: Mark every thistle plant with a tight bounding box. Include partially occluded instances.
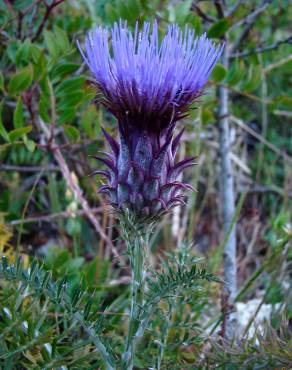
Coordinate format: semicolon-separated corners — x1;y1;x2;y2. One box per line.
79;20;223;369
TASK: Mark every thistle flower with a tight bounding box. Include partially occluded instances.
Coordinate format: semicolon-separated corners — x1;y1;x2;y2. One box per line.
79;21;223;221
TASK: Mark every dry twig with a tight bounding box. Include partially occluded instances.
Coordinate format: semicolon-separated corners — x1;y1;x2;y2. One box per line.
37;118;120;260
231;36;292;58
230;0;272;53
32;0;65;42
10;207;105;226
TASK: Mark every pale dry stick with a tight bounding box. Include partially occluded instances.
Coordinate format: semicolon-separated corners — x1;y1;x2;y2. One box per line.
209;140;252;174
230;0;273;54
107;275;131;287
230;0;272;32
230;115;292;165
241;241;289;339
263;55;292;74
230;152;251;175
246;223;261;256
273;110;292;118
209;81;272;105
255;61;268;185
241;295;266;339
184;115;203;243
231;35;292;58
37;118;120;260
226;0;243;17
214;0;238;336
237;223;261;277
10;207;105;226
0;164;60;172
248;185;292;199
16;169;45;252
171;141;185;248
218;41;237;341
181;136;201;242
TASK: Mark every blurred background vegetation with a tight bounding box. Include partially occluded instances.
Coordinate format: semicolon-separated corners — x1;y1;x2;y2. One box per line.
0;0;291;368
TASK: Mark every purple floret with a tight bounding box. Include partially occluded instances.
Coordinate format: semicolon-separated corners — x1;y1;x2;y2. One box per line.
79;20;223;133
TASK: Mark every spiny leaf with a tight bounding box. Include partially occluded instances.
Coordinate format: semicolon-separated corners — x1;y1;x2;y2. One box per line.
56;277;67;300
41;270;52;289
83;299;93;321
146;263;221;310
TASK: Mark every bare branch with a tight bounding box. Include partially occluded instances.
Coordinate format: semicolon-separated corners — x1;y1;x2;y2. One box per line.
248;185;292;199
32;0;65;42
231;35;292;58
37;118;121;260
272;110;292;118
263;55;292;74
10;207;105;226
191;3;216;23
230;0;272;31
4;0;16;15
230;115;292;164
214;0;224;18
17;11;24;39
230;0;272;53
19;0;43;17
0;164;60;172
227;0;243;17
209;81;272;105
218;42;237;341
3;0;46;39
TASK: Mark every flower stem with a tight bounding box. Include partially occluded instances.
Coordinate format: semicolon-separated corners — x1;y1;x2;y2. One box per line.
122;232;146;370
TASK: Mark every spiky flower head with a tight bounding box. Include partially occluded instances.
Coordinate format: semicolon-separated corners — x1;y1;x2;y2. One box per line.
79;21;223;222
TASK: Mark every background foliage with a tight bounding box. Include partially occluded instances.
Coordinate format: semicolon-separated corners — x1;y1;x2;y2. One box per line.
0;0;291;368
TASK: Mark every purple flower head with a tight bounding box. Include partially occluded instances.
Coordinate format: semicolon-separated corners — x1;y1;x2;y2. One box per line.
79;21;223;133
79;21;223;222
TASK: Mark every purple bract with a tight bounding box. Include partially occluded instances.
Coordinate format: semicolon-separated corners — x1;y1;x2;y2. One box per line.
79;21;223;221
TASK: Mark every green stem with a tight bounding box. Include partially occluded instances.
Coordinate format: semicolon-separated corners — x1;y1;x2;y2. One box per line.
122;233;146;370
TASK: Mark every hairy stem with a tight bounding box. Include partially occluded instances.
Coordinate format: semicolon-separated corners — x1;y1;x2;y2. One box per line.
122;230;147;370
